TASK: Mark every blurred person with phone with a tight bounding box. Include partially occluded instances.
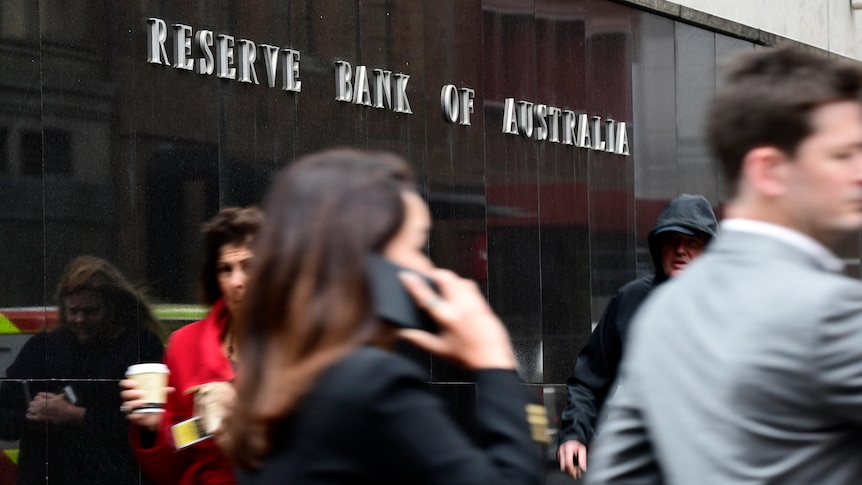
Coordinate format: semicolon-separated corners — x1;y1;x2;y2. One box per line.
219;148;542;484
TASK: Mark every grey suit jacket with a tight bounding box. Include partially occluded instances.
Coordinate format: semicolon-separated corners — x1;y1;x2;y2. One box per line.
587;229;862;485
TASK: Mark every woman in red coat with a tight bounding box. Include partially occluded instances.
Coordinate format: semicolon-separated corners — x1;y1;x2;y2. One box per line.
121;206;261;485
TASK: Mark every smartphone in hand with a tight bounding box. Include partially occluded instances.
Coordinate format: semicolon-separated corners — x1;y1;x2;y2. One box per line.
366;255;439;333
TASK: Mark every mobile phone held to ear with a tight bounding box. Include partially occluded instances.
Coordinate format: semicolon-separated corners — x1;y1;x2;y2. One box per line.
366;255;440;333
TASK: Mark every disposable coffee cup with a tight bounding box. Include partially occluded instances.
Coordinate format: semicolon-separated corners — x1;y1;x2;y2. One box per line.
126;363;170;414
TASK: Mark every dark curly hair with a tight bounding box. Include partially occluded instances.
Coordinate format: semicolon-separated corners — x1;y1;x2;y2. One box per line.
199;206;263;305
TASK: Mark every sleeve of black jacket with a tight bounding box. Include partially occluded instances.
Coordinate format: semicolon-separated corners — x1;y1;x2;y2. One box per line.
0;333;46;441
558;293;624;447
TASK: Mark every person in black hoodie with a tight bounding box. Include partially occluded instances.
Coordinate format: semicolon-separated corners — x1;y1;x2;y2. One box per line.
557;194;718;480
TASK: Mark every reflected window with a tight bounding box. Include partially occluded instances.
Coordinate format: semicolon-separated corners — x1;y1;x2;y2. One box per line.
21;129;72;176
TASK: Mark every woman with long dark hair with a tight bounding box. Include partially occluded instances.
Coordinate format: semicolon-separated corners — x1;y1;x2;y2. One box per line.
222;148;541;484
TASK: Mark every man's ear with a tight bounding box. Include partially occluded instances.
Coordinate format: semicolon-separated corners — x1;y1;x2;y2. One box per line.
742;147;790;197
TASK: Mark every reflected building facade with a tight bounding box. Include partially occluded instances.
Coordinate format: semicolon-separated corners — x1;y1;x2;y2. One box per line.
0;1;857;482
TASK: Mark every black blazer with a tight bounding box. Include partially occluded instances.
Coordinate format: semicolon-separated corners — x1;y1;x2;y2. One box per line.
238;346;542;484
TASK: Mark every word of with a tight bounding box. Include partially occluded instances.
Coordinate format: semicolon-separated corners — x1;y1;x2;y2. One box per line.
440;85;475;125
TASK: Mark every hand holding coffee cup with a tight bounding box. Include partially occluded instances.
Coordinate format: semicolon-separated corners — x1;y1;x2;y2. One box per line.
125;363;170;412
121;364;174;432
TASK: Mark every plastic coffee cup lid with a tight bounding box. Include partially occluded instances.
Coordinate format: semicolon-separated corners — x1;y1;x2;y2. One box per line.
126;363;169;375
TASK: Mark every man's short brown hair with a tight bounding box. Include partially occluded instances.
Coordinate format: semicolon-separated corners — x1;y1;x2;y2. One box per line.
708;47;862;195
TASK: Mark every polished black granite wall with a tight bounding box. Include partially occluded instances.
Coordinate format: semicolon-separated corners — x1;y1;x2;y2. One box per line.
0;1;772;482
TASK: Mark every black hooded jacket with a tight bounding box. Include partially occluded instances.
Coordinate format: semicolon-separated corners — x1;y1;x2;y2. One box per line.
558;194;718;447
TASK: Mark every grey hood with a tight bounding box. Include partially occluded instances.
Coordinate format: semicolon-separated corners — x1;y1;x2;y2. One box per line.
647;194;719;281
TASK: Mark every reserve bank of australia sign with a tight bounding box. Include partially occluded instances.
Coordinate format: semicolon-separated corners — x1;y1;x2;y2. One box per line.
146;17;629;156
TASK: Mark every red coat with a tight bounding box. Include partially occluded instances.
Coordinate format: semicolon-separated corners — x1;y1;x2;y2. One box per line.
130;299;236;485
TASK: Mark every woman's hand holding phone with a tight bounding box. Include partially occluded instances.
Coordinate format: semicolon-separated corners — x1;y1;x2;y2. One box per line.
397;269;516;371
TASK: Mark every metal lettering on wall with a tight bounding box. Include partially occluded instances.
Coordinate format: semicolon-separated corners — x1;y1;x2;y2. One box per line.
147;18;301;91
502;98;629;155
334;61;412;114
145;16;630;156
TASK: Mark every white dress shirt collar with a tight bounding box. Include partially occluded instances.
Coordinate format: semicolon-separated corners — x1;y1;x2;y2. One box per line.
721;218;844;273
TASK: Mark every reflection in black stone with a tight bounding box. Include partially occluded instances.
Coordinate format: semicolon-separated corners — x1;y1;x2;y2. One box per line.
0;257;163;485
146;144;219;303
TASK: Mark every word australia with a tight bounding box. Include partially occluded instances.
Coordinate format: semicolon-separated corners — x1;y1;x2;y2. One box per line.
502;98;629;156
146;17;301;92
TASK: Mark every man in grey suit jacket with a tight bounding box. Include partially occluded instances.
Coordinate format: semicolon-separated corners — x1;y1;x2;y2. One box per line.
587;47;862;484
